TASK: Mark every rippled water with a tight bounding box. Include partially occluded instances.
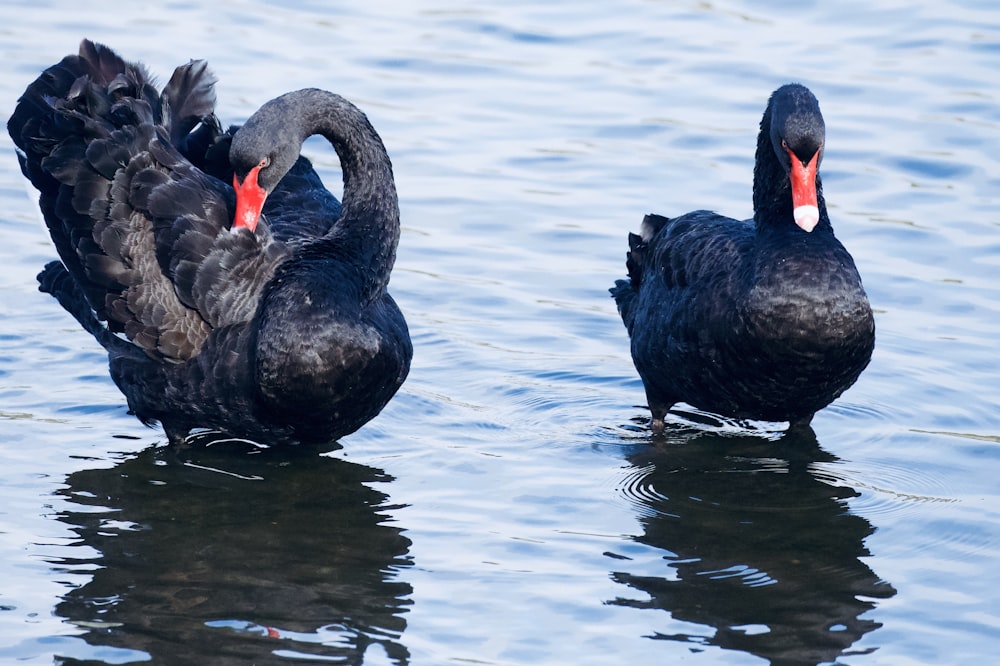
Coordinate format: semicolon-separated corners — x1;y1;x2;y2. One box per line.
1;1;998;664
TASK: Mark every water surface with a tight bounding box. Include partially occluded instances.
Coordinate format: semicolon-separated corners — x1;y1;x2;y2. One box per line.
0;1;998;664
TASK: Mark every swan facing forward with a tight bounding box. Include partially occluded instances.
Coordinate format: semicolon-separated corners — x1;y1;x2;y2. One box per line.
8;40;411;445
611;84;874;431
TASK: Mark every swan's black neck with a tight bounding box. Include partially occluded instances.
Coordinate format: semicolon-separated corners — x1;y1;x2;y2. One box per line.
752;84;831;234
232;89;400;296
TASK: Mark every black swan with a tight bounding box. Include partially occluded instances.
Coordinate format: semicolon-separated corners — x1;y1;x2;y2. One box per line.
8;40;412;445
610;84;874;431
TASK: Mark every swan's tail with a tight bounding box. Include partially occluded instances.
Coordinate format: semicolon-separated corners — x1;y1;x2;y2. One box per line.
37;261;146;362
610;214;669;334
609;278;636;334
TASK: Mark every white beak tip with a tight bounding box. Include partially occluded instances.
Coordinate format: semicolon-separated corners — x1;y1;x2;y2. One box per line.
793;205;819;232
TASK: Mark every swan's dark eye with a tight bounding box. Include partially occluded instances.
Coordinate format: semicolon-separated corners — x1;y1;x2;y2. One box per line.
258;157;270;169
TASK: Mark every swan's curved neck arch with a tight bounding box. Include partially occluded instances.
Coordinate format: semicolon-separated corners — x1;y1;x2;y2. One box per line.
234;88;401;293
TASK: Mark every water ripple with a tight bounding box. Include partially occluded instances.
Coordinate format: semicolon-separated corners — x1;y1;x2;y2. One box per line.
812;458;956;518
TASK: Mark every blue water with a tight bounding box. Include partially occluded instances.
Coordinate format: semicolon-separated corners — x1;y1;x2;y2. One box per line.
0;1;998;664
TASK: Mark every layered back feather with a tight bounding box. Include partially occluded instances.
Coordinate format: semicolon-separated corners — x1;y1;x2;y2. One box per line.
8;39;287;362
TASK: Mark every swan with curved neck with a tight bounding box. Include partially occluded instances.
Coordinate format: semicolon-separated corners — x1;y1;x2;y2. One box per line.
8;41;411;446
230;89;397;238
229;88;402;304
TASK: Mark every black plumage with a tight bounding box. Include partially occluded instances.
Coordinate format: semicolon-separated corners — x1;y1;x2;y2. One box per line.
611;84;874;431
9;40;411;445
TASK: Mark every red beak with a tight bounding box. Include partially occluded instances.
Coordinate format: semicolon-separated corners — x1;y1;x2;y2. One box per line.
786;145;820;232
232;165;267;232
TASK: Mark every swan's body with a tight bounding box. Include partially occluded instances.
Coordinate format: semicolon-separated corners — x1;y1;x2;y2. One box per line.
611;84;874;430
9;40;411;445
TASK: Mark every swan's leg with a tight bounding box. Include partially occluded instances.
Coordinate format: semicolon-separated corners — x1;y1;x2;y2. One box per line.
787;412;815;433
647;401;669;434
163;423;192;448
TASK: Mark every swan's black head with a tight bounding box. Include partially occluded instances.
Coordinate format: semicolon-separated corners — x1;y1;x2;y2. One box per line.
768;83;825;171
229;92;306;231
761;83;826;232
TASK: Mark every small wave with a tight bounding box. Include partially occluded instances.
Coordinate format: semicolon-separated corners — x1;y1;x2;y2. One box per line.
812;457;956;518
616;463;675;518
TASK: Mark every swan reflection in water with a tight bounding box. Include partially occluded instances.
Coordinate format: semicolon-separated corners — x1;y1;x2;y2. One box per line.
52;439;413;665
609;420;895;665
